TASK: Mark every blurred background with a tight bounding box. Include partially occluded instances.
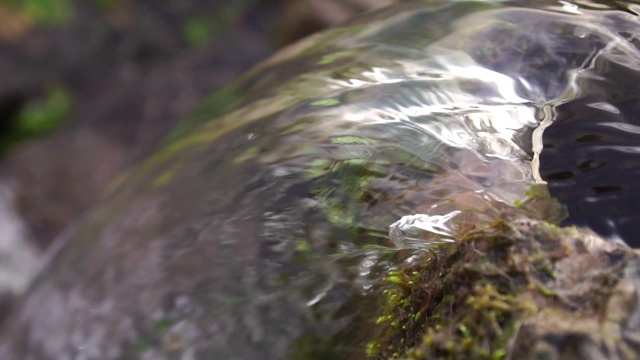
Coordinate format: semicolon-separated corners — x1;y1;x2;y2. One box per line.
0;0;399;301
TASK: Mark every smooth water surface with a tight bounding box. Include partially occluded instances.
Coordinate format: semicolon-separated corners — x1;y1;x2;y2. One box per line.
2;0;640;359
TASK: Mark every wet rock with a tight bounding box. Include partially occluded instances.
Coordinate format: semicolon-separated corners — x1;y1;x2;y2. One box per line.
371;216;640;359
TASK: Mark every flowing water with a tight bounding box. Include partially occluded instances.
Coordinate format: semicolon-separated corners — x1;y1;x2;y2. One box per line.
2;0;640;359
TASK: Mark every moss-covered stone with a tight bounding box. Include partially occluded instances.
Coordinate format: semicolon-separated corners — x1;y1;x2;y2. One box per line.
369;216;639;359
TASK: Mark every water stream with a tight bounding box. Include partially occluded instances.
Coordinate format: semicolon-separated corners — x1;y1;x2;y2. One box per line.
2;0;640;358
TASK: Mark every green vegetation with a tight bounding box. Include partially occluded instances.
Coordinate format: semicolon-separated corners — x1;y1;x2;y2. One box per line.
307;158;382;228
182;17;217;47
0;86;72;155
15;87;71;135
3;0;73;26
181;0;257;47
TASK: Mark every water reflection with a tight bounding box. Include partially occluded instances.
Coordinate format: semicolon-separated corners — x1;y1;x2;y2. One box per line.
2;0;640;359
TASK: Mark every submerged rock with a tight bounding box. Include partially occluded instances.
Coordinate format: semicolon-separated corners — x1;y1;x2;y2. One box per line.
1;0;640;359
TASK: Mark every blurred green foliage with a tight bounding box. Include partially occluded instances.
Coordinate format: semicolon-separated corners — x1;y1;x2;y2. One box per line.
3;0;73;25
182;0;257;46
0;87;72;154
16;87;71;135
182;17;217;47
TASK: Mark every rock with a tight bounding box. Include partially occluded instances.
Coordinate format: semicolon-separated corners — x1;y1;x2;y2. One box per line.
370;215;640;359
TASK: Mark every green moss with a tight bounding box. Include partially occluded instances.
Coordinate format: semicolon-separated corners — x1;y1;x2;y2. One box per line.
366;218;593;360
515;184;567;223
307;158;386;229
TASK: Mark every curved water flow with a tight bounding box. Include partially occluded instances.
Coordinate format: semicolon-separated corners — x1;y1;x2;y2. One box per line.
2;1;640;359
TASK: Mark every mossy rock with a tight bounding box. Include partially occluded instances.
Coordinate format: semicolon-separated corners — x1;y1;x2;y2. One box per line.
370;218;640;359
